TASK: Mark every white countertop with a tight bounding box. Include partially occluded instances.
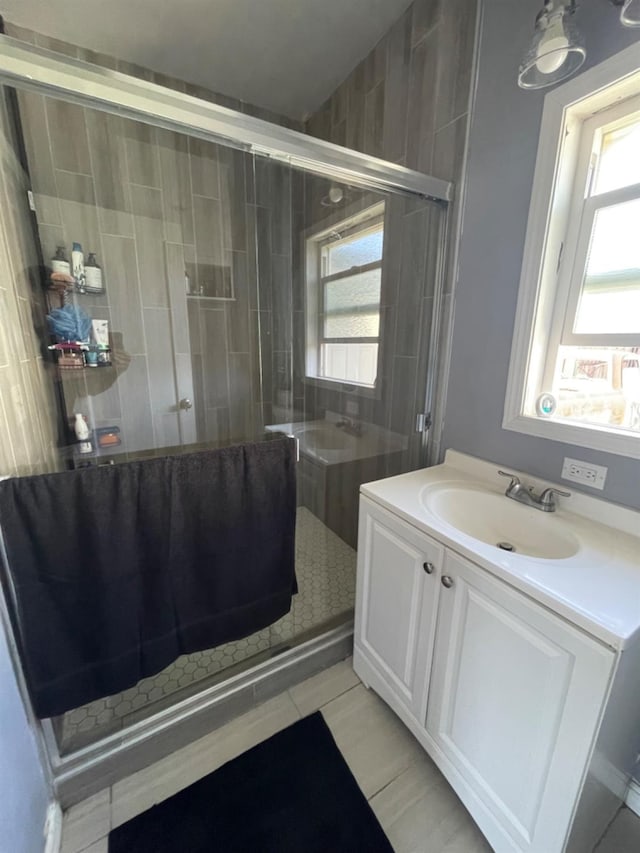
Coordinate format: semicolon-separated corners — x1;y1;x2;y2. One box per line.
361;451;640;651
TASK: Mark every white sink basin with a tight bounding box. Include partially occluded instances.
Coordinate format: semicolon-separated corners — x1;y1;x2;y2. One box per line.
266;416;408;465
302;426;353;452
421;484;581;560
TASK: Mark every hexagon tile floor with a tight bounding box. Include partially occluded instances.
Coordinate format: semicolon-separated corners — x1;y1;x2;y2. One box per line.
55;507;357;754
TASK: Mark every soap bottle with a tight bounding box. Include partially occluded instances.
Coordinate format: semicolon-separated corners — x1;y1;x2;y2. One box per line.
51;246;71;275
72;242;86;293
73;413;92;454
85;253;104;294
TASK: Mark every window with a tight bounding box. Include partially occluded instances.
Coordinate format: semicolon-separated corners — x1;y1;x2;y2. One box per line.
305;203;384;388
504;44;640;458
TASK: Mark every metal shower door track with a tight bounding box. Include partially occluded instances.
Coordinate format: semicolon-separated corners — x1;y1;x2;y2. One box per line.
0;34;453;204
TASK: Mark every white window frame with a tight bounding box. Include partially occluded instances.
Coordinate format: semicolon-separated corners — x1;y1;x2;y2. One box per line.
304;201;385;392
503;42;640;460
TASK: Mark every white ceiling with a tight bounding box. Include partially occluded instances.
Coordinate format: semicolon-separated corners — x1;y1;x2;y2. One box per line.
1;0;413;119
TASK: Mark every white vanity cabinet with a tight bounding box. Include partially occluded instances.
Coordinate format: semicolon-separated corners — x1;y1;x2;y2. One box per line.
354;496;617;853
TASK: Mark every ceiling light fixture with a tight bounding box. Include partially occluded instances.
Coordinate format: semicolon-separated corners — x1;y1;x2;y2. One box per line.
320;185;350;207
518;1;586;90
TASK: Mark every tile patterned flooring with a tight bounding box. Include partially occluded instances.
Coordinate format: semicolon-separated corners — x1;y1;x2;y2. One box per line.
58;658;640;853
57;508;357;752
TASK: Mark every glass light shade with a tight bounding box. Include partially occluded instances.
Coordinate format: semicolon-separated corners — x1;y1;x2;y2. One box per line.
518;7;586;90
621;0;640;27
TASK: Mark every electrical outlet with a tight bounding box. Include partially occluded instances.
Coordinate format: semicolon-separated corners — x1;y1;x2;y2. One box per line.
346;400;359;417
561;457;607;490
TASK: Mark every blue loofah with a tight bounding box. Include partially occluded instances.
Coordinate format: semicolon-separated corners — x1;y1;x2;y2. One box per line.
47;304;92;342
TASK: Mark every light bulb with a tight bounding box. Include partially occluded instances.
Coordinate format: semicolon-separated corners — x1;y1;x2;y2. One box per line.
328;186;344;204
518;1;585;90
535;15;569;75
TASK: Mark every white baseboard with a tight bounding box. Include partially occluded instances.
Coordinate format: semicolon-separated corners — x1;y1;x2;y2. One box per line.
44;801;63;853
625;779;640;818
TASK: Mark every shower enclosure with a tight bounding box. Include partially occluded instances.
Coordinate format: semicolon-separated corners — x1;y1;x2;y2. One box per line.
0;34;452;798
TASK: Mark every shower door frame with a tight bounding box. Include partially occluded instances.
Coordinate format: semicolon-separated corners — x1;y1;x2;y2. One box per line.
0;34;453;801
0;35;452;203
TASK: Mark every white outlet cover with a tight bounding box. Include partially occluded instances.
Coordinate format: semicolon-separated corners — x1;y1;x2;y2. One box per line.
562;457;607;490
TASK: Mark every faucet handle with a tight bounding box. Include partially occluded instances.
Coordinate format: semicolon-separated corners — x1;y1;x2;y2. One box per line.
498;470;521;489
539;486;571;507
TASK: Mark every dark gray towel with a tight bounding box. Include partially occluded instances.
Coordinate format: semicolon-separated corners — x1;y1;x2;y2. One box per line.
0;438;297;719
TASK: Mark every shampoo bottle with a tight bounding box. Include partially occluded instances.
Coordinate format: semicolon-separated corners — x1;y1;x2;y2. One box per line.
51;246;71;275
72;242;86;293
85;253;104;294
73;413;92;454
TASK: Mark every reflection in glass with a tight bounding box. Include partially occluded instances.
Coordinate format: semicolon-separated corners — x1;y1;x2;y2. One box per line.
574;198;640;335
593;115;640;195
320;342;379;387
325;228;384;275
324;269;381;338
553;345;640;431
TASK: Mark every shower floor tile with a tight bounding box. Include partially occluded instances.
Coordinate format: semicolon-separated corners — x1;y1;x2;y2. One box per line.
56;507;356;753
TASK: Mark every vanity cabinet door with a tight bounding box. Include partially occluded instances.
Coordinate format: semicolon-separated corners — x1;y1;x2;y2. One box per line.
354;497;443;717
426;550;614;853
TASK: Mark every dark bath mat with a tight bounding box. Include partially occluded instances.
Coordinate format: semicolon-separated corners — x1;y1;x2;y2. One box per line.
109;711;393;853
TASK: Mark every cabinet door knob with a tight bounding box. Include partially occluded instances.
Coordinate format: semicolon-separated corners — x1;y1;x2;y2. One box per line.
441;575;454;589
423;561;435;574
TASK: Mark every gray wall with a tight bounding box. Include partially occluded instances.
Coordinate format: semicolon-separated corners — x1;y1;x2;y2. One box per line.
0;617;50;853
444;0;640;509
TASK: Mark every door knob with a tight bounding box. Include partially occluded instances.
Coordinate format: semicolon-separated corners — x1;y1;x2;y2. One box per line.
423;561;435;574
179;397;193;411
441;575;454;589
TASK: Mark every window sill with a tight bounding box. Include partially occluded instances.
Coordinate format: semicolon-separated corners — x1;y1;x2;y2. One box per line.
303;374;379;399
502;412;640;461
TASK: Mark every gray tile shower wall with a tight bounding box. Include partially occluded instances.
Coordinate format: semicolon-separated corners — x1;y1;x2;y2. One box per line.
303;0;478;463
6;23;300;455
305;0;476;177
0;87;60;477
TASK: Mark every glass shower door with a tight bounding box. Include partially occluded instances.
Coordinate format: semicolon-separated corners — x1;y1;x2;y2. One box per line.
8;76;446;755
256;161;446;654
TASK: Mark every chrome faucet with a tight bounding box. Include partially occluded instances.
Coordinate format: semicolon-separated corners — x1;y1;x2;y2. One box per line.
336;416;363;437
498;470;571;513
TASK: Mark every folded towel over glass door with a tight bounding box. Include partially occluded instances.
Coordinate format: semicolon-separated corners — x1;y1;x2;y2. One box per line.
0;437;297;719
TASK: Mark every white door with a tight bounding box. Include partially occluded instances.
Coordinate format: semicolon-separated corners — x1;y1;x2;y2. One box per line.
426;550;614;853
354;498;443;717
